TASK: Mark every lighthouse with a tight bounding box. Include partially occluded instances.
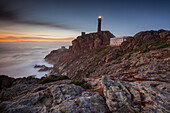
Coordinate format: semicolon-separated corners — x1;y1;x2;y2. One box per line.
97;16;102;32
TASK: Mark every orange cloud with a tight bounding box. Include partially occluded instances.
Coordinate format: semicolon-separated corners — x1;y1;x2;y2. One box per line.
0;36;74;42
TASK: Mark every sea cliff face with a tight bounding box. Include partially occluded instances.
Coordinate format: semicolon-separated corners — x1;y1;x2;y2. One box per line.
45;30;170;79
45;31;114;63
45;31;115;78
0;29;170;113
70;31;114;53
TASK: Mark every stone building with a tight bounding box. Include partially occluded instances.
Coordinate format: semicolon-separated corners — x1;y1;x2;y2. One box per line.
110;36;127;46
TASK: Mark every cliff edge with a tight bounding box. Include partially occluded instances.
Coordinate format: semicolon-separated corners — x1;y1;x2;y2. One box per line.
0;29;170;113
45;29;169;79
45;31;114;63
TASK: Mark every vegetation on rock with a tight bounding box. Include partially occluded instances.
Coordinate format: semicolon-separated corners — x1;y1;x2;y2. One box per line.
68;79;91;89
136;62;150;68
44;30;170;79
87;69;95;75
0;106;5;113
135;39;169;52
25;75;36;81
95;46;116;58
39;75;69;84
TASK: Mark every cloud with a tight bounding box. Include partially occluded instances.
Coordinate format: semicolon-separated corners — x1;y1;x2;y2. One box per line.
12;20;76;30
0;36;74;42
0;3;17;20
0;1;78;31
3;36;73;40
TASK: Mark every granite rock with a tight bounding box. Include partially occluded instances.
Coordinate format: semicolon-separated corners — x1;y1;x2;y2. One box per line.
102;76;170;113
0;84;110;113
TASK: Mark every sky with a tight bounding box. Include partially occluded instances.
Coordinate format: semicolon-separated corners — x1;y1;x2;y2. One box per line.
0;0;170;42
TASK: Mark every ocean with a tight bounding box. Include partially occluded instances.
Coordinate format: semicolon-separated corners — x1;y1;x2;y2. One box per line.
0;42;71;78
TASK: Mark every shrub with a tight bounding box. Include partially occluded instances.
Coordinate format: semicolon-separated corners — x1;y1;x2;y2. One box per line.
116;61;122;64
68;79;86;86
118;56;123;60
23;75;39;84
39;75;69;84
151;43;169;50
135;43;150;52
0;106;5;113
136;42;141;46
86;69;95;77
106;63;111;67
25;75;36;81
81;83;92;89
136;63;149;68
68;79;91;89
112;52;125;60
88;69;95;74
125;53;131;60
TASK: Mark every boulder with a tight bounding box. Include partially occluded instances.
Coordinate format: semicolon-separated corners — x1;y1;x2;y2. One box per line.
50;91;110;113
0;75;15;92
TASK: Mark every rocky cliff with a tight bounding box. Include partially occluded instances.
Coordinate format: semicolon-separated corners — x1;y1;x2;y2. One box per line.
45;31;114;77
0;29;170;113
70;31;114;53
45;31;114;64
45;29;169;79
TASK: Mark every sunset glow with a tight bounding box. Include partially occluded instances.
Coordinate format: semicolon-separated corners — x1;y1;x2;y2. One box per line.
0;31;74;42
0;1;169;111
0;0;169;43
0;36;73;42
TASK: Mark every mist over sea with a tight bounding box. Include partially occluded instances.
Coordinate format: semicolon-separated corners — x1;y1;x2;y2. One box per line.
0;42;71;78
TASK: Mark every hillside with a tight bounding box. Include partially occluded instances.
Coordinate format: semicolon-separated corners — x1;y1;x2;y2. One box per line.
45;29;170;112
0;29;170;113
45;29;170;79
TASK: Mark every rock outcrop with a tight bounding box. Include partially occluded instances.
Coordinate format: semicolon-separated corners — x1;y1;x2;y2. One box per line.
45;46;68;64
45;31;114;78
1;72;169;113
102;75;170;112
0;83;40;101
45;31;114;64
0;84;110;113
0;75;15;92
1;29;169;112
70;31;114;53
120;29;170;51
45;30;169;80
34;65;52;72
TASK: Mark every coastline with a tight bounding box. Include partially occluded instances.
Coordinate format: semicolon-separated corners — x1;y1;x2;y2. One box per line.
0;29;170;112
0;42;71;78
